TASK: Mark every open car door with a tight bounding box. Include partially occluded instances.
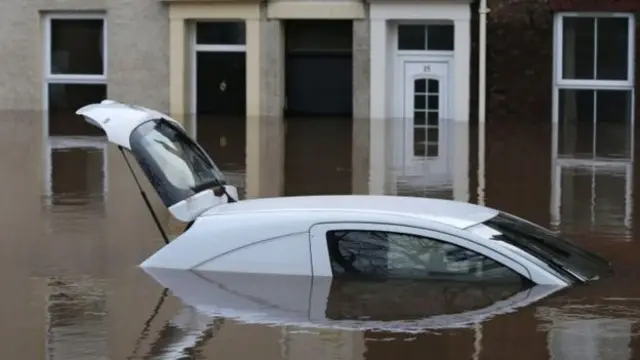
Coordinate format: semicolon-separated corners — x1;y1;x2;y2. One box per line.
76;100;238;223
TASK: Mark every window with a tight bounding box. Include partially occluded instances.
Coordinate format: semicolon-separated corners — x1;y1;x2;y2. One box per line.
472;212;612;282
397;23;454;51
130;119;228;207
45;14;107;137
413;78;440;157
325;230;524;282
554;14;635;161
196;21;245;46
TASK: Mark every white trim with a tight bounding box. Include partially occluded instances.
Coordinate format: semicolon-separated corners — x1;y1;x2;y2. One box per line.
193;44;247;52
555;80;632;89
396;21;456;53
554;12;635;86
43;12;106;20
397;50;454;57
46;75;107;84
393;54;453;173
43;13;108;195
190;22;199;139
43;13;108;80
552;12;635;163
44;136;109;205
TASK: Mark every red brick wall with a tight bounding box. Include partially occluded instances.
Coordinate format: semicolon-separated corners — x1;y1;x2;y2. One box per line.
472;1;639;224
474;0;556;224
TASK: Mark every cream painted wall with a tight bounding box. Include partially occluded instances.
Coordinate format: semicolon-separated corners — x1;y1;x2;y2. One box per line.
167;0;370;198
167;2;261;121
168;2;277;198
267;1;365;19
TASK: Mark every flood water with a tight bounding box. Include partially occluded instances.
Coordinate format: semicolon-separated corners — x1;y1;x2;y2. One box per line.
2;115;640;360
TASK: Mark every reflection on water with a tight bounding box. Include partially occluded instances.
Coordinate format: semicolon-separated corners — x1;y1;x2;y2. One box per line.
1;114;640;359
46;277;108;360
538;306;633;360
141;269;560;333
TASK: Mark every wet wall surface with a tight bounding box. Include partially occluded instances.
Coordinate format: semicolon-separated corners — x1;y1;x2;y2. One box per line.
2;115;640;360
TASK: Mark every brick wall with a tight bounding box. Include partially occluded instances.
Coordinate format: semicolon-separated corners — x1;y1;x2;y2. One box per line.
473;0;640;224
474;0;555;224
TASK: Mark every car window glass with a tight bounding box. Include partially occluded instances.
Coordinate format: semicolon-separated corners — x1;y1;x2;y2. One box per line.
326;230;525;283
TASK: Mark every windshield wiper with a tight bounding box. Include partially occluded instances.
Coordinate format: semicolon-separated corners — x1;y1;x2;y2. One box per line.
190;179;236;203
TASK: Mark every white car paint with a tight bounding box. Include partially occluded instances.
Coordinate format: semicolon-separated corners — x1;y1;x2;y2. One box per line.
141;268;565;333
76;100;183;150
76;100;238;222
139;195;567;286
76;100;601;287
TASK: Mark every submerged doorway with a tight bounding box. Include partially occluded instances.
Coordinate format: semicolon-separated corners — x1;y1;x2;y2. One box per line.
283;20;353;195
191;21;247;172
390;22;456;199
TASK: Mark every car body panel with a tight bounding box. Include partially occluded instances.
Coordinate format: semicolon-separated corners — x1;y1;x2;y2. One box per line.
201;194;500;230
140;208;568;285
76;100;183;150
140;208;488;272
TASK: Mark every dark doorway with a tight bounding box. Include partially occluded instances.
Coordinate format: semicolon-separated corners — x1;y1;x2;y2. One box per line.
194;21;246;171
284;20;353;118
284;20;354;195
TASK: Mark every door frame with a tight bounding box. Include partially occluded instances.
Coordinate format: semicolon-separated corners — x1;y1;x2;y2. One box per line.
189;21;248;139
392;55;453;177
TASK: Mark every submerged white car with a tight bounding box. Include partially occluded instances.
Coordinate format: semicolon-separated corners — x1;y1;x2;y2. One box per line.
76;100;612;287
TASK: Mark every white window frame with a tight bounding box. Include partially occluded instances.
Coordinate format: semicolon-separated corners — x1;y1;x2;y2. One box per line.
554;12;635;89
552;12;636;162
44;136;109;207
551;12;635;229
43;13;107;137
189;20;247;139
43;13;107;195
395;20;456;57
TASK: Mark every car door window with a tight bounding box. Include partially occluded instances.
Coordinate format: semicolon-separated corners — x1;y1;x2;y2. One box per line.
326;230;525;283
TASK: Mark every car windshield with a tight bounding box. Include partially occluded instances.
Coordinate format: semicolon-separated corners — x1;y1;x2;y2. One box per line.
471;213;612;282
129;119;227;207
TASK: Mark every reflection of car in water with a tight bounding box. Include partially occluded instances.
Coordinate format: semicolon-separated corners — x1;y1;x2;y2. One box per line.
76;100;612;288
141;269;565;332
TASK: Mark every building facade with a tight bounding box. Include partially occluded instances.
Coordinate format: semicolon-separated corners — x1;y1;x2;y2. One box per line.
0;0;636;199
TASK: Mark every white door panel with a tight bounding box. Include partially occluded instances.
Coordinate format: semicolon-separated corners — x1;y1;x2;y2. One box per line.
393;59;452;186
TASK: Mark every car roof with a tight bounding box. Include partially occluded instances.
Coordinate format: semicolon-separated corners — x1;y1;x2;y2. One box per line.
203;195;499;229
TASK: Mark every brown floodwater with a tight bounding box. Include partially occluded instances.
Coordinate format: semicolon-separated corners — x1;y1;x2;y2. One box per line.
2;114;640;360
